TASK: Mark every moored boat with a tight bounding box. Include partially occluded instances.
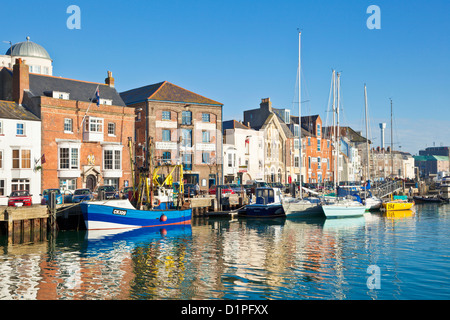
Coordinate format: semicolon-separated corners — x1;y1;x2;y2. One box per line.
80;199;191;230
382;200;415;211
282;196;324;218
322;200;366;219
241;187;285;218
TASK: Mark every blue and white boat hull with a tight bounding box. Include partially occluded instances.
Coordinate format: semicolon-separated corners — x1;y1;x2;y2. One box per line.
80;199;191;230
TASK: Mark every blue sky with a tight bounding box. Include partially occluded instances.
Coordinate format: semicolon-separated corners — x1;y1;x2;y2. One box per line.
1;0;449;154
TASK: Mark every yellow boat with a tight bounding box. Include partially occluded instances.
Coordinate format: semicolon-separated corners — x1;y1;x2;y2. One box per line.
382;199;415;211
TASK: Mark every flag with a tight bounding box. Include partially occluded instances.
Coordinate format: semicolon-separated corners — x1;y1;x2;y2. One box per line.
41;154;46;164
96;87;100;106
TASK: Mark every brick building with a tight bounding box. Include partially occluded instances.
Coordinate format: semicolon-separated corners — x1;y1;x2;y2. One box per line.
0;60;135;192
120;81;223;191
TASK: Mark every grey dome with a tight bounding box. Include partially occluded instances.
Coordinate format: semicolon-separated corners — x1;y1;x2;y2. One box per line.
5;37;51;60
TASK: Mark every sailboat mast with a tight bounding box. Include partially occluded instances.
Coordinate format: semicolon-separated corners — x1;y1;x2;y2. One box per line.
298;30;303;198
364;84;370;182
390;98;394;178
336;72;341;187
332;70;336;190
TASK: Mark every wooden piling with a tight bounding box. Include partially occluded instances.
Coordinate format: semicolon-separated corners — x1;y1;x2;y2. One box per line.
1;205;48;244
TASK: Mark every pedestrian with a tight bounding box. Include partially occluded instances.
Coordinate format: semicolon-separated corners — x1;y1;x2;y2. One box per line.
195;183;200;197
409;186;413;197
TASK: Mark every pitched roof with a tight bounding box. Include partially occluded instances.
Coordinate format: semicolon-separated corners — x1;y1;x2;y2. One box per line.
28;73;126;107
120;81;222;106
223;120;250;131
0;100;40;121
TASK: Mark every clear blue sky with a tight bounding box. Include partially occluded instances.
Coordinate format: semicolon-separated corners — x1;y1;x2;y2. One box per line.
1;0;449;155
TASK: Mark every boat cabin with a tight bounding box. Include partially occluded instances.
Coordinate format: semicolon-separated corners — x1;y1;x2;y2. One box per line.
255;187;282;205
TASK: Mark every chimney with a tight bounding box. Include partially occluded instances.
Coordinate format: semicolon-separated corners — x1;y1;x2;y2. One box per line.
260;97;272;112
105;70;115;87
13;58;29;105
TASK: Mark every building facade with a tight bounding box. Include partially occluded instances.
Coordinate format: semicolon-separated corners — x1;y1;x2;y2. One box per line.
120;81;223;191
223;120;265;184
0;59;135;192
0;100;41;204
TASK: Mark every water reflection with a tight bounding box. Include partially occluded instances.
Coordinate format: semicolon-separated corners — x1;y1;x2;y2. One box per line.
0;204;448;300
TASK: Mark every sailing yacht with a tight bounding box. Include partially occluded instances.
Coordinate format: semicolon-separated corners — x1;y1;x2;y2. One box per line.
321;71;366;219
282;31;323;219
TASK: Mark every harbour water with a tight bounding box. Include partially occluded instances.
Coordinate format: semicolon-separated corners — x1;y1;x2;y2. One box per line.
0;203;448;300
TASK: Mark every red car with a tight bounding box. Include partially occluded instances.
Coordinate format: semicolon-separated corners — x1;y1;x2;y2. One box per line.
8;190;33;207
208;185;235;195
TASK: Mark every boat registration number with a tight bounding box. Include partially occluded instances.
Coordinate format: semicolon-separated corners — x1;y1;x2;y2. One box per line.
112;209;127;216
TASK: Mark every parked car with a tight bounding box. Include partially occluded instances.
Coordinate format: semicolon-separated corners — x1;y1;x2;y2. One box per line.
120;186;134;199
72;188;94;203
184;184;196;197
8;190;33;207
40;188;63;205
228;184;245;194
95;185;118;199
245;181;269;194
208;185;235;195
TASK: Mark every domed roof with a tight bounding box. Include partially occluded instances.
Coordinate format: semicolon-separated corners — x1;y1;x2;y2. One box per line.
5;37;51;60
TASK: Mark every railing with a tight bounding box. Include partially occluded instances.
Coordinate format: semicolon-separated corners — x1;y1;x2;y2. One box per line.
372;180;403;198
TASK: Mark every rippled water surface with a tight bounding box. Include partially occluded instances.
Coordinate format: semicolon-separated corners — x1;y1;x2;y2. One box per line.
1;204;449;300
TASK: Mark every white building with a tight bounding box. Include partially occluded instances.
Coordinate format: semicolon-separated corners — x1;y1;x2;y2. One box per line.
0;100;41;205
0;37;53;75
223;120;265;184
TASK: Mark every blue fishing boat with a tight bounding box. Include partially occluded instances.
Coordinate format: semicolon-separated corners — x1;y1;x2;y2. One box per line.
80;199;191;230
241;187;285;218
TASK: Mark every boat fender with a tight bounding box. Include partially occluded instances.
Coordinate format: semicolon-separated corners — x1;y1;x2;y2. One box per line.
160;214;167;222
154;198;161;207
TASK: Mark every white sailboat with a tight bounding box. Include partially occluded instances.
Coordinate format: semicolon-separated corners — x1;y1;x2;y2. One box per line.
362;84;382;210
282;30;323;218
321;71;366;219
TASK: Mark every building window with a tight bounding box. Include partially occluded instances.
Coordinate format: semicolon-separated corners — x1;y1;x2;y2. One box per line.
59;147;79;170
0;179;4;196
294;139;299;149
182;111;192;125
317;138;321;151
308;156;311;169
104;178;119;190
308;137;311;146
12;149;31;169
202;152;210;164
64;118;73;133
162;151;171;162
85;117;103;133
0;150;2;169
294;124;299;137
327;140;330;149
136;112;141;121
59;178;76;191
318;157;321;169
103;149;121;170
12;178;30;192
317;124;321;136
202;130;210;143
228;153;233;167
182;129;192;147
43;66;49;75
162;111;171;120
162;129;171;142
202;113;210;122
294;156;299;168
100;99;112;105
182;153;192;171
16;123;25;135
108;123;116;136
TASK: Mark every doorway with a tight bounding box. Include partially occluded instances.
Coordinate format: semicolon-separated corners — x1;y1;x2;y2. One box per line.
86;174;97;191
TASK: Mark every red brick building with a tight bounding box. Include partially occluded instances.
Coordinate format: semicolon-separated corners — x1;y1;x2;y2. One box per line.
120;81;223;191
0;60;135;192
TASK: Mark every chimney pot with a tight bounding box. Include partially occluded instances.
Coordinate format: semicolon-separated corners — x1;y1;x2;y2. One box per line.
105;70;115;87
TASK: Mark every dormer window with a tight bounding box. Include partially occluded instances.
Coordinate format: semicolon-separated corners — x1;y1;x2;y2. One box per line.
99;98;112;105
52;91;70;100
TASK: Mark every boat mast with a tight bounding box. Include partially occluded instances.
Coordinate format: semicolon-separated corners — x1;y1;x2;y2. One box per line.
332;70;336;191
390;98;394;178
336;72;341;188
364;84;370;182
298;30;303;199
